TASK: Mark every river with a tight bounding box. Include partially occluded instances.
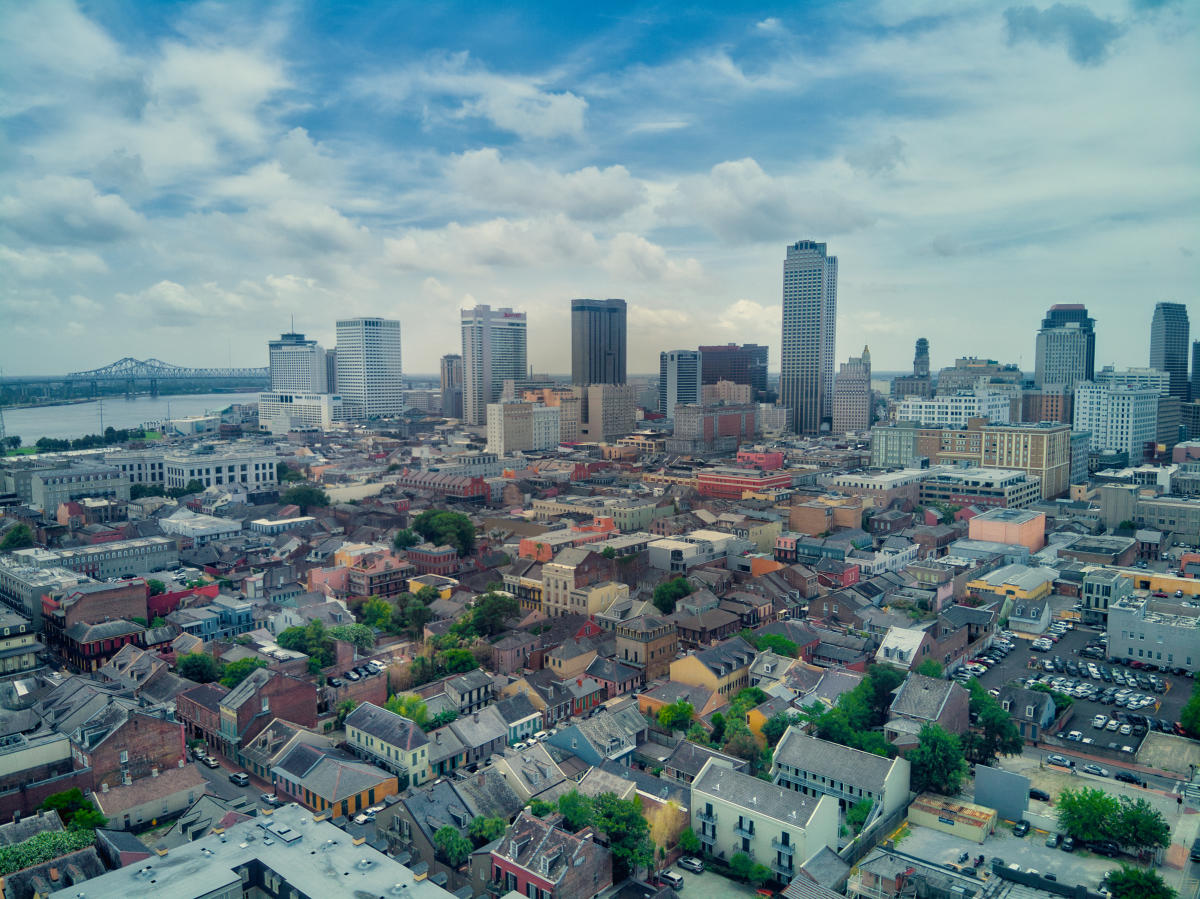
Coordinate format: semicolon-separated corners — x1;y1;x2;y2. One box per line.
4;392;256;443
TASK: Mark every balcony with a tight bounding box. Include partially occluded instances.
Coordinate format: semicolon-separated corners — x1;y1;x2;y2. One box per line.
697;810;717;824
771;839;795;855
771;860;795;878
732;823;755;839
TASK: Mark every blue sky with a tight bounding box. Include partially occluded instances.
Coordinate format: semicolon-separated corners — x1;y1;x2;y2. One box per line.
1;0;1196;376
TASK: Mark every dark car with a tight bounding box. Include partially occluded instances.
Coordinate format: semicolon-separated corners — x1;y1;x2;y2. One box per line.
1029;788;1051;802
229;771;249;787
1060;836;1075;853
1089;841;1121;858
1013;820;1031;837
1114;771;1144;786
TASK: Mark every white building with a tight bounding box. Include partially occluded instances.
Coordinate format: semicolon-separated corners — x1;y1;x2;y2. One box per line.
897;391;1011;427
163;445;278;491
531;404;561;450
832;346;872;434
258;392;344;434
462;305;528;426
335;317;404;419
1074;382;1159;458
268;331;327;392
780;240;837;436
487;402;563;455
159;508;242;546
659;350;702;418
1095;366;1170;395
105;449;165;485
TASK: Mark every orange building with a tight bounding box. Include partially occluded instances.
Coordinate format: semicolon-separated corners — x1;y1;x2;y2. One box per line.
967;508;1045;553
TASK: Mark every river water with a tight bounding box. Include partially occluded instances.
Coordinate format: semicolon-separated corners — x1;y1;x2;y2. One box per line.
4;392;256;443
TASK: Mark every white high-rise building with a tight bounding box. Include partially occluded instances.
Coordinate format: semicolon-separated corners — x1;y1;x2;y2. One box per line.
896;391;1011;428
780;240;837;435
1095;366;1170;395
334;318;404;420
658;350;702;418
258;392;345;434
461;305;528;426
832;346;872;434
1074;383;1158;459
268;332;327;392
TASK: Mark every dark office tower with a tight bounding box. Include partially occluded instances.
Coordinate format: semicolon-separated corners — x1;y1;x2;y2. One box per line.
780;240;837;435
698;343;769;394
571;298;627;386
440;354;464;419
1192;341;1200;404
1150;302;1190;400
325;349;337;393
914;338;930;378
1034;304;1095;389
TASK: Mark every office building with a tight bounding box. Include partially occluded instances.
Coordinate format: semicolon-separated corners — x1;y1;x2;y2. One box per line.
659;350;702;418
462;305;528;425
668;404;758;455
896;392;1010;428
523;387;582;442
699;343;769;395
164;444;278;491
703;380;753;404
258;392;343;434
1150;302;1190;400
27;465;129;512
936;357;1022;395
1193;341;1200;405
486;402;561;455
1107;595;1199;673
571;298;626;386
268;331;327;392
780;239;837;435
832;346;872;434
1034;304;1094;389
440;353;464;419
1095;366;1170;394
1074;382;1158;460
10;536;178;581
324;348;336;392
578;384;637;442
335;317;404;419
892;338;933;399
918;467;1042;510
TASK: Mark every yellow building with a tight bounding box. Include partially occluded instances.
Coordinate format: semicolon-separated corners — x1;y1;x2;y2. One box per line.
406;573;459;599
669;637;755;698
1117;570;1200;599
734;518;783;554
965;564;1054;603
343;701;432;787
641;470;700;490
0;610;40;675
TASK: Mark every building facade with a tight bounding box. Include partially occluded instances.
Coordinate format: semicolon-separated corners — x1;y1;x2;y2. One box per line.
163;445;278;491
462;305;528;426
832;346;872;434
257;392;343;434
699;343;769;396
1150;302;1189;400
335;317;404;419
571;298;626;386
440;353;464;420
1074;383;1158;459
659;350;702;418
780;239;837;435
268;331;327;392
1034;304;1094;389
897;392;1010;428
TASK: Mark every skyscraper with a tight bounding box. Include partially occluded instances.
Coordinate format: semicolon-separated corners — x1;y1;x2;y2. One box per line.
780;239;837;435
268;331;327;392
440;354;464;420
1034;304;1095;389
1150;302;1189;400
571;298;626;386
893;338;933;399
658;350;702;418
914;338;930;378
698;343;769;395
832;346;872;434
334;318;403;419
1192;341;1200;404
461;305;528;426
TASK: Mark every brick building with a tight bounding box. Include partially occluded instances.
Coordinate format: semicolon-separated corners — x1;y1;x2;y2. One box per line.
41;579;148;645
489;811;612;899
76;710;187;791
613;614;677;682
59;619;146;672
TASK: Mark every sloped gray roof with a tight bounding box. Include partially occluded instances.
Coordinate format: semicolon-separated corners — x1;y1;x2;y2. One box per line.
693;761;822;826
344;702;428;751
773;728;897;794
889;674;962;722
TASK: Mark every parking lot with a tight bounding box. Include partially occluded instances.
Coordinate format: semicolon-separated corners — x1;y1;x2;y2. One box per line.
967;623;1194;752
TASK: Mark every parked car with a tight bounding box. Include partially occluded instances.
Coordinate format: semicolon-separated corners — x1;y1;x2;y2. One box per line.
1091;714;1107;728
659;872;685;891
1089;841;1121;858
678;857;705;874
202;756;220;769
1081;764;1109;777
1045;833;1061;848
343;670;360;681
1029;788;1051;802
260;793;280;806
1114;771;1144;786
229;771;249;786
1013;820;1031;837
1060;836;1075;852
1046;755;1074;769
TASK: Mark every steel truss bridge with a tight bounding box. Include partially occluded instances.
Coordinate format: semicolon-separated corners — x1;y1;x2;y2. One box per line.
0;358;268;397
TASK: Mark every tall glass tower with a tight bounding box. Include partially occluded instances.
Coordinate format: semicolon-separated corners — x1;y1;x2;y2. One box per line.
1034;304;1095;389
461;305;528;425
780;240;837;435
1150;302;1190;400
571;298;627;386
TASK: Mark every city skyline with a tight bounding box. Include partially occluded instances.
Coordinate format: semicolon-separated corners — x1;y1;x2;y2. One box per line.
0;2;1195;376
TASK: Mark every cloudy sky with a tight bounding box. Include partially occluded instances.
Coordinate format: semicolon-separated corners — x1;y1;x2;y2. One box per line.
1;0;1196;377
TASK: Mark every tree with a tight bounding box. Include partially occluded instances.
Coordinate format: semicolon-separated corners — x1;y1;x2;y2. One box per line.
437;648;477;672
729;853;754;881
678;827;701;854
427;709;458;730
362;596;393;629
557;790;593;832
335;700;358;728
762;711;802;748
709;712;726;746
755;633;799;658
657;700;694;731
685;721;710;743
393;529;420;551
130;483;165;499
846;798;874;834
281;485;330;510
146;579;167;596
220;657;267;688
601;546;616;559
962;681;1024;764
528;799;555;817
328;623;375;652
0;524;34;551
1117;520;1137;532
915;659;943;678
468;816;507;847
908;724;968;795
1055;787;1120;843
723;724;769;776
177;652;222;683
1181;680;1200;738
1114;796;1171;852
433;826;472;867
1105;866;1176;899
277;462;304;483
412;510;475;557
652;577;692;615
471;591;520;636
278;619;334;668
386;693;429;728
40;788;107;830
4;435;21;450
403;597;434;637
592;792;653;881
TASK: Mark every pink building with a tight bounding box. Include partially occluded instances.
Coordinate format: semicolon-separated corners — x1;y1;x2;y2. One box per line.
736;449;785;470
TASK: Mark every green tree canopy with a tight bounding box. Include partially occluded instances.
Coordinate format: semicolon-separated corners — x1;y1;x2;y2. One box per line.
1114;795;1171;852
335;700;358;728
962;679;1024;764
651;577;692;615
471;591;520;636
657;700;694;731
393;528;420;551
278;619;334;668
557;790;593;831
437;648;477;672
592;792;653;881
754;633;799;658
1181;679;1200;738
361;596;393;629
433;826;472;866
412;510;475;556
219;657;267;688
0;524;34;551
177;652;222;684
762;711;803;748
678;827;701;853
1106;866;1175;899
909;724;968;795
39;788;108;831
1055;787;1120;843
328;623;375;652
280;485;330;511
845;798;874;833
468;816;507;847
915;659;943;678
386;693;429;728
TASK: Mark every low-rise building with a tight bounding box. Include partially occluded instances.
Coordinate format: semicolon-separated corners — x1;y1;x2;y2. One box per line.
669;636;755;698
488;811;613;899
997;685;1056;741
772;728;911;815
884;674;970;748
273;743;398;817
1107;595;1200;673
0;608;41;675
344;701;431;787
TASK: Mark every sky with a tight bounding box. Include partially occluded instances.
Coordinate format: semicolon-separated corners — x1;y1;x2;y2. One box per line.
0;0;1197;377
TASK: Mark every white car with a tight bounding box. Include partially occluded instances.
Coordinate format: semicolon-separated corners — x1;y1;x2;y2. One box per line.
1092;714;1107;728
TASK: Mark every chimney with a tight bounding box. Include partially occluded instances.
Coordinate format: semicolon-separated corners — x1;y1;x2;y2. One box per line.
577;678;582;687
473;712;479;723
101;783;109;793
435;731;441;744
152;767;159;777
49;868;59;882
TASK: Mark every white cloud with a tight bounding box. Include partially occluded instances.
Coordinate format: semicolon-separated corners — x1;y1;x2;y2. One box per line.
446;148;646;220
383;214;601;273
0;245;108;278
0;176;143;245
603;233;703;283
